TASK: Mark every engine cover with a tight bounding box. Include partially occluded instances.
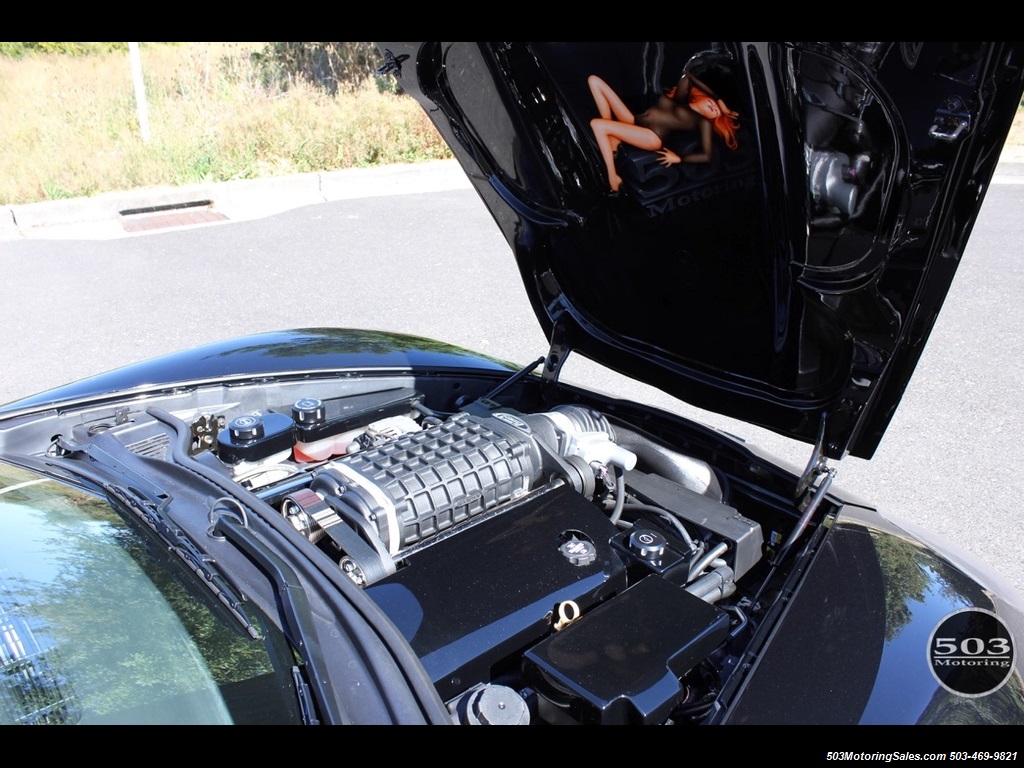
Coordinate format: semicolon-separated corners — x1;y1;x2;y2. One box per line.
523;574;730;724
364;484;628;701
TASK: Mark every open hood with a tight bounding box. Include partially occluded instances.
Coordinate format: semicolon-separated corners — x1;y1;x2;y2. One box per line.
377;42;1024;459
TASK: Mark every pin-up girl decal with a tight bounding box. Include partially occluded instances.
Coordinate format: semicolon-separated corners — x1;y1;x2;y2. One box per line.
589;57;740;192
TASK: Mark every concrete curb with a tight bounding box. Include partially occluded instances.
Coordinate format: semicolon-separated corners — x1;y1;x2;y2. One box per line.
0;159;472;242
3;158;1023;242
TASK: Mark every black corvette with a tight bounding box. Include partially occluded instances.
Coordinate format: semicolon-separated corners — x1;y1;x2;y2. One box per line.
1;42;1023;727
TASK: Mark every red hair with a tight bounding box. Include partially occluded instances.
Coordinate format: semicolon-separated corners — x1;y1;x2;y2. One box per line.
690;86;740;150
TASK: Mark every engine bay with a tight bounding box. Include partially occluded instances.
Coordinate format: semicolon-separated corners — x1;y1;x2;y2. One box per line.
251;392;764;724
4;369;828;725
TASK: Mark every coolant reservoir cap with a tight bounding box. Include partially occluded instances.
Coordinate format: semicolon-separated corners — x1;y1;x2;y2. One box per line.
292;397;326;425
465;685;530;726
229;415;265;443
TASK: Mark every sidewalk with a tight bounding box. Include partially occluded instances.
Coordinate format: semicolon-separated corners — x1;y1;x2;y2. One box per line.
3;157;1023;242
0;160;472;242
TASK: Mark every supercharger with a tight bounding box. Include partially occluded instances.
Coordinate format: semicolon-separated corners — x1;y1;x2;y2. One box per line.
287;402;639;584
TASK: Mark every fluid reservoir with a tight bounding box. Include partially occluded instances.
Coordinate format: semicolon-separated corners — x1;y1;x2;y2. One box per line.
290;389;422;461
217;412;295;464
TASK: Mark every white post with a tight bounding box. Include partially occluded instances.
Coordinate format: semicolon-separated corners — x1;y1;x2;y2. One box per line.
129;42;151;143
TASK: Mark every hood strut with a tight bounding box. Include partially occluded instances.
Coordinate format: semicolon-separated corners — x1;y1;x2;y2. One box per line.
773;415;837;565
541;319;573;390
460;356;546;408
794;414;831;501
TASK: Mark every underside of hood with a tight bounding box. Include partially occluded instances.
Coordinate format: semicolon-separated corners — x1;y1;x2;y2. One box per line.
376;42;1024;459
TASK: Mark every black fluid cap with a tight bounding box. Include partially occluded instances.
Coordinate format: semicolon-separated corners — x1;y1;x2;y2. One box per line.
629;529;667;565
229;414;265;443
292;397;326;425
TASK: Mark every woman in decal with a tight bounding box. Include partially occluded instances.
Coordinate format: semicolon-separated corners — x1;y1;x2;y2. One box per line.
589;65;740;192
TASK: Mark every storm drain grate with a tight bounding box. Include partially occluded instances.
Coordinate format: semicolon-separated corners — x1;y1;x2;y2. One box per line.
119;200;227;232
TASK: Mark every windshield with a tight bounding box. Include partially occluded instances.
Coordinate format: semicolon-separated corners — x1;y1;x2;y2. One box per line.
0;462;302;725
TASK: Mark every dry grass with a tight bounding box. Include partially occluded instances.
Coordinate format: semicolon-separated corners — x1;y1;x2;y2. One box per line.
1;44;1021;205
0;43;451;205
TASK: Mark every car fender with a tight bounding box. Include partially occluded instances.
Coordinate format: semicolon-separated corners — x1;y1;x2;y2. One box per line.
720;504;1024;724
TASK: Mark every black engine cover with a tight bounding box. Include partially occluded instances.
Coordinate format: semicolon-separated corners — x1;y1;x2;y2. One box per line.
364;484;628;701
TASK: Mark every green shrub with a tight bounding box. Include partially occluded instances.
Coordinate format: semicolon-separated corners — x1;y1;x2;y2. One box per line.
251;42;383;94
0;42;128;57
0;42;28;58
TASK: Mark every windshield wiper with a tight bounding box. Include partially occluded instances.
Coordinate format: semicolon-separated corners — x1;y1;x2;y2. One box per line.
104;482;259;640
210;512;337;725
53;436;173;510
40;437;261;640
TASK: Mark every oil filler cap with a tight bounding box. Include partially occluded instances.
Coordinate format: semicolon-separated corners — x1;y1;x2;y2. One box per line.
559;536;597;567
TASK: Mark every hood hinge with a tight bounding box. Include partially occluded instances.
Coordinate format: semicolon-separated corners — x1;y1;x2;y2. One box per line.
929;95;972;142
376;49;410;79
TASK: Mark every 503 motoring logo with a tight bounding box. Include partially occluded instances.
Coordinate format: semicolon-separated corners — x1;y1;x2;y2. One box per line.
928;608;1017;697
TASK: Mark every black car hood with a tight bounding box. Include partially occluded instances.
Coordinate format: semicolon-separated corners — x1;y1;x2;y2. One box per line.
378;42;1024;459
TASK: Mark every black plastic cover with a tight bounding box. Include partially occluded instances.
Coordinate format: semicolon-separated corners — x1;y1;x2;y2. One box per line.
523;575;730;725
365;484;628;701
